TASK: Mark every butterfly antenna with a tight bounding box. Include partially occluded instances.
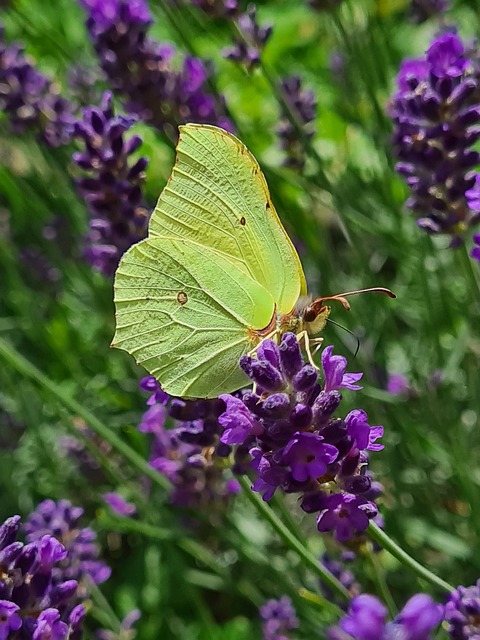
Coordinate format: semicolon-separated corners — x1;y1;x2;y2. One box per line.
326;318;360;359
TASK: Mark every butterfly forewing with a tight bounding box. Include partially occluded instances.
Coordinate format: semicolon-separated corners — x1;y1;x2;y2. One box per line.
148;124;307;314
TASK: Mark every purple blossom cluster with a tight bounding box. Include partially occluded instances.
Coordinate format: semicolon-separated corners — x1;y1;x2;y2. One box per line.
138;377;241;509
0;514;85;640
0;25;74;146
320;552;361;604
444;579;480;639
24;499;111;595
390;32;480;244
218;333;384;542
277;76;317;169
409;0;450;23
328;593;443;640
223;4;272;69
260;596;299;640
73;91;149;276
79;0;232;136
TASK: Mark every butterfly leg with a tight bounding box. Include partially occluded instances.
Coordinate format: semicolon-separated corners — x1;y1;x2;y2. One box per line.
295;331;324;370
247;329;281;358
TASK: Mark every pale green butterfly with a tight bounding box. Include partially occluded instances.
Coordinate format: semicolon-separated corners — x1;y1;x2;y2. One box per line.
112;124;394;398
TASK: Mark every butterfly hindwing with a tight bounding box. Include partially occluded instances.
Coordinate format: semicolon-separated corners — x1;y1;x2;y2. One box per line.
112;236;275;398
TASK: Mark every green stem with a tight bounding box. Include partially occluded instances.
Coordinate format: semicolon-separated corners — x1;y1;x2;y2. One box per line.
0;338;170;492
368;521;454;593
458;243;480;300
365;547;396;618
87;580;123;634
238;476;350;605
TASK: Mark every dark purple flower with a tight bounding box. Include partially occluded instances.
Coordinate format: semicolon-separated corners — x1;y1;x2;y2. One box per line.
277;75;317;169
445;579;480;639
25;499;111;589
322;345;363;392
219;394;262;445
396;594;444;640
103;492;136;516
33;609;69;640
0;601;22;640
390;32;480;242
317;493;373;542
336;594;387;640
471;233;480;262
0;514;84;640
0;26;74;145
80;0;232;133
260;595;299;640
320;553;361;604
137;384;240;511
409;0;450;23
219;333;383;541
73;91;149;277
223;4;272;69
283;432;338;482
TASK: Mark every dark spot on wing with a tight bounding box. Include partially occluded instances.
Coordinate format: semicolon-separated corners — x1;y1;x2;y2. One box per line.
240;216;246;226
177;291;188;304
266;202;270;210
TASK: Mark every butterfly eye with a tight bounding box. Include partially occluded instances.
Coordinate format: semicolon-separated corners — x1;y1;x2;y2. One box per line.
303;307;317;323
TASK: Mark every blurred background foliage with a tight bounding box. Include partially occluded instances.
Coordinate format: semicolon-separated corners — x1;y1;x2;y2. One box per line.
0;0;479;637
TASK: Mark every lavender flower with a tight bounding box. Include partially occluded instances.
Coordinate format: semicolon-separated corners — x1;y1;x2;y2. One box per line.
0;26;74;146
218;333;384;542
471;233;480;262
25;499;111;591
223;4;272;69
328;593;443;640
138;378;240;510
0;514;85;639
445;579;480;639
390;32;480;244
96;609;141;640
73;91;149;276
260;596;299;640
80;0;232;134
409;0;450;23
320;553;361;605
386;373;411;395
277;76;317;169
103;492;137;517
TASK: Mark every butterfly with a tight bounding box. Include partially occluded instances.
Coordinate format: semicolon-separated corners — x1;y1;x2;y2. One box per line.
112;124;394;398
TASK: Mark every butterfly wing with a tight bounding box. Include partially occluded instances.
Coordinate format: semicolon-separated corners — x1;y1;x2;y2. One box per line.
112;236;275;398
148;124;307;314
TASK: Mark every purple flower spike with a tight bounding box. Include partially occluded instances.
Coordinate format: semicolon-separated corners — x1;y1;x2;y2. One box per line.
390;32;480;242
0;601;22;640
260;595;299;640
73;91;149;277
283;432;338;482
317;493;373;541
445;579;480;639
223;4;272;69
0;27;74;146
329;592;442;640
322;346;363;392
80;0;231;133
277;75;317;169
